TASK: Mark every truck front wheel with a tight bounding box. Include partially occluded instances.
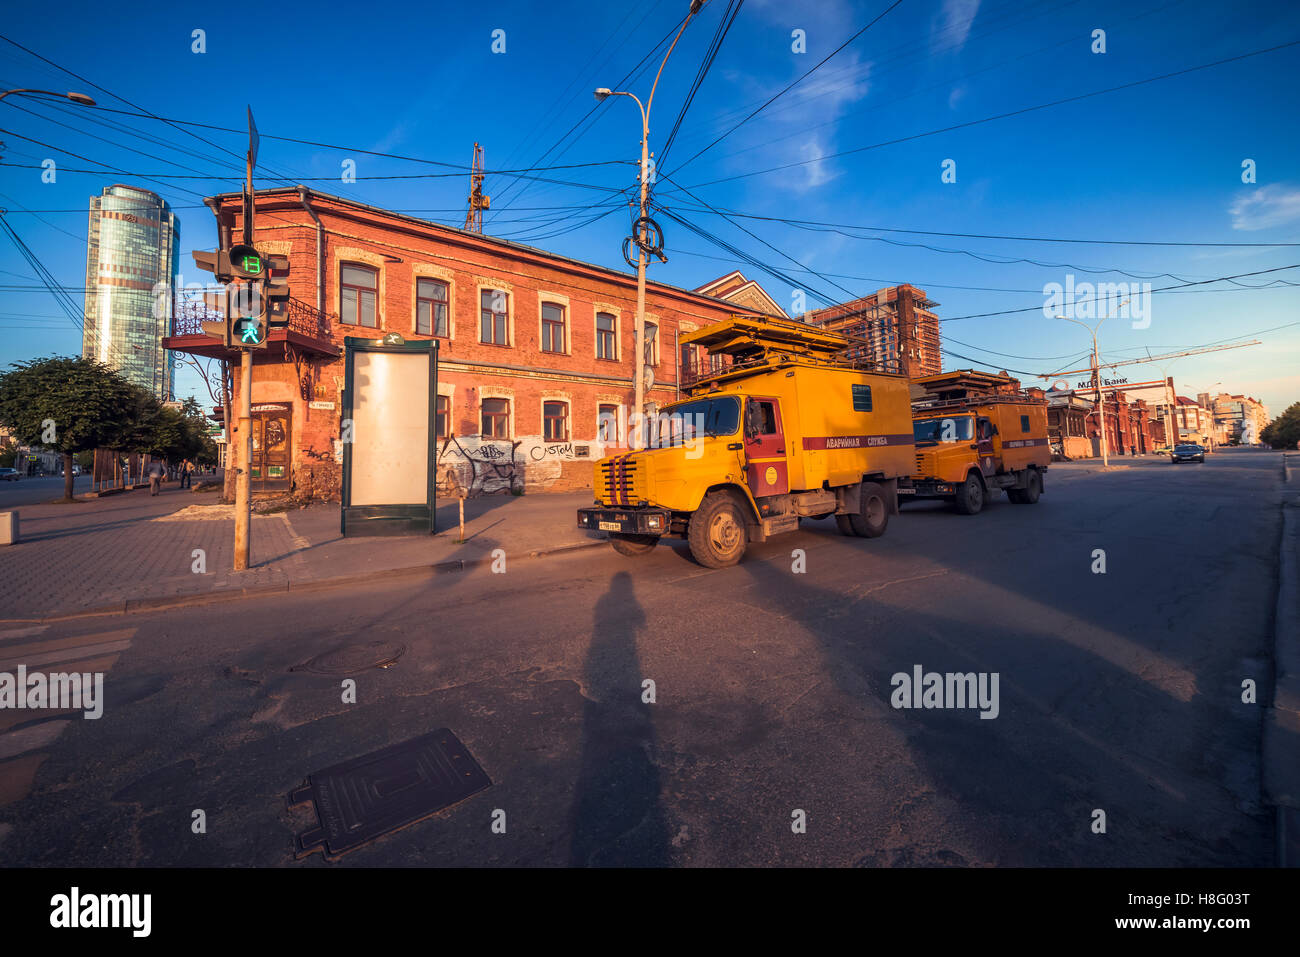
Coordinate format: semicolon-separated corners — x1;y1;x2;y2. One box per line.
688;492;749;568
610;533;657;556
953;472;985;515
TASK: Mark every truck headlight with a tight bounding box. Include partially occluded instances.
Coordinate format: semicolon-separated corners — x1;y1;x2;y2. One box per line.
647;514;663;531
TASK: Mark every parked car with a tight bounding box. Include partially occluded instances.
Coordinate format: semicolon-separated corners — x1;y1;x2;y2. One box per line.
0;467;19;481
1171;443;1205;463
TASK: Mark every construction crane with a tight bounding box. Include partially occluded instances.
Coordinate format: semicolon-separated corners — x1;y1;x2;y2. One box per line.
464;143;489;233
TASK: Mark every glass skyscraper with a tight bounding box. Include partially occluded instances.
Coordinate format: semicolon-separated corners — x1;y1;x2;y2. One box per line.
82;185;180;400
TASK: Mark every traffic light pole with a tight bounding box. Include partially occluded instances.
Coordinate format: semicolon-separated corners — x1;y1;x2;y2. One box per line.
233;111;258;572
234;347;252;570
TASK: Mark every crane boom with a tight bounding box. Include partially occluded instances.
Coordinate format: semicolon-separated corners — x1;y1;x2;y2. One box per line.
1040;339;1260;378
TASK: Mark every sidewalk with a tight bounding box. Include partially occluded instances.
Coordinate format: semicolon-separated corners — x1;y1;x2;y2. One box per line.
0;482;603;621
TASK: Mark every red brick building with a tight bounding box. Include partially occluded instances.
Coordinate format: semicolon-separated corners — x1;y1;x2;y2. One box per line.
803;284;942;377
163;188;780;500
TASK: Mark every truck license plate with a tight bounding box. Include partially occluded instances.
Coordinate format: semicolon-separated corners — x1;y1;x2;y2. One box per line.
598;521;622;532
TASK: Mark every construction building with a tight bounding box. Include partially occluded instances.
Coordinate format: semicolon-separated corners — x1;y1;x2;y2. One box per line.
803;284;942;378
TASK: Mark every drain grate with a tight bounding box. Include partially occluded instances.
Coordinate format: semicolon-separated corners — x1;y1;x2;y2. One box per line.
288;729;492;860
291;640;406;676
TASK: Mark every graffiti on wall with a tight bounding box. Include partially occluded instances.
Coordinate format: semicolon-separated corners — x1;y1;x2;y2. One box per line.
436;435;594;496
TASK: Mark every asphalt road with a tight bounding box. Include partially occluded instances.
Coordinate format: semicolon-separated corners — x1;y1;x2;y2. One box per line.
0;475;93;508
0;449;1286;866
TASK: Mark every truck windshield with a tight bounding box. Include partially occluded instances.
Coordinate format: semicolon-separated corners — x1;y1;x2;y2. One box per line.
913;416;974;445
659;396;741;444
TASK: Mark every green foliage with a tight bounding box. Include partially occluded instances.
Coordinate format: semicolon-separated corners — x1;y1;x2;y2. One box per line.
0;356;139;455
1260;401;1300;450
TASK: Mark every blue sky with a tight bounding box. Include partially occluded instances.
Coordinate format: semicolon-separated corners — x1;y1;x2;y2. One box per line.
1;0;1298;413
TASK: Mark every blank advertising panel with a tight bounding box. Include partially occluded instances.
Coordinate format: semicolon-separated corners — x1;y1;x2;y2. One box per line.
350;350;430;506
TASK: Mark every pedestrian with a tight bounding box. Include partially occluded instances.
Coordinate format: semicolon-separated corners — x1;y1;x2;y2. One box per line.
181;459;194;489
147;459;165;496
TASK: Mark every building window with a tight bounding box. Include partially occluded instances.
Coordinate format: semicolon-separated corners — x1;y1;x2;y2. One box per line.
1020;414;1030;433
644;321;658;366
436;394;450;439
543;401;569;441
596;311;617;360
597;404;619;443
541;302;566;354
340;263;378;327
481;397;510;438
480;289;509;345
417;278;449;337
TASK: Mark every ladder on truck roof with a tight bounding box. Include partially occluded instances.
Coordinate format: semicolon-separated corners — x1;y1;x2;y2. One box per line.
680;314;892;390
912;394;1047;413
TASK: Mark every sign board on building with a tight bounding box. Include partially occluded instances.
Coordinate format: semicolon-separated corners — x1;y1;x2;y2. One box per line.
309;401;336;410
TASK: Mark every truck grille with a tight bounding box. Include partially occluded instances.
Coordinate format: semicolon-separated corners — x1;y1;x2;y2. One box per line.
599;457;642;505
914;453;926;473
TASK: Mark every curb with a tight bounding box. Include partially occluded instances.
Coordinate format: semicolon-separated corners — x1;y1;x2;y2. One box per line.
1264;458;1300;866
0;538;610;626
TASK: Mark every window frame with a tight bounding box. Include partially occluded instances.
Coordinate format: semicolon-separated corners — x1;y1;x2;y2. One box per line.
416;277;450;338
542;400;570;442
540;301;566;354
479;288;511;346
643;320;659;366
481;397;511;438
339;262;379;328
595;311;618;361
597;403;620;443
435;393;451;439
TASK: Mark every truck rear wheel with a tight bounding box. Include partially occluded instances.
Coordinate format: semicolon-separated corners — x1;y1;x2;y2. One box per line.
688;492;748;568
848;482;889;537
953;472;985;515
1019;469;1042;504
610;533;657;556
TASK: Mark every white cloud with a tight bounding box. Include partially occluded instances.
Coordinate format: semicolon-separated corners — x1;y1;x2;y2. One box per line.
933;0;982;53
1229;184;1300;231
948;85;967;110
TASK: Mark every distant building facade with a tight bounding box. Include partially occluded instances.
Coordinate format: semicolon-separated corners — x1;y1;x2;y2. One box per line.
82;185;180;400
1206;392;1268;445
803;284;942;377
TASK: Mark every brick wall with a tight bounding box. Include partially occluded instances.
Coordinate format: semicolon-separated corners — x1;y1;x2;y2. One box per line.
218;189;752;502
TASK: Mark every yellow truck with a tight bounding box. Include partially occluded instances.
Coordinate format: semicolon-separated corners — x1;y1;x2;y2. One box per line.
902;370;1051;514
577;315;914;568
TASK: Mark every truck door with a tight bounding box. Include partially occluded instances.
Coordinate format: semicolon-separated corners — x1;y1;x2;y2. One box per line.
745;397;789;496
976;416;997;475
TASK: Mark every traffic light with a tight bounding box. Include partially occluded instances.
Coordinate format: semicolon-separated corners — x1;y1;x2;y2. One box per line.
228;243;265;279
229;282;267;348
192;249;233;283
264;254;291;328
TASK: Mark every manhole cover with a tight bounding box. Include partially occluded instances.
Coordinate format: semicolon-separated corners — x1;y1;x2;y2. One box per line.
292;640;406;676
288;729;492;860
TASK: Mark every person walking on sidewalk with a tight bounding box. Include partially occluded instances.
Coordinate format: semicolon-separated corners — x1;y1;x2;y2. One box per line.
148;459;165;496
181;459;194;489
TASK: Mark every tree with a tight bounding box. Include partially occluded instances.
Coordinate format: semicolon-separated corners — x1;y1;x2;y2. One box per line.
1260;401;1300;450
0;356;140;500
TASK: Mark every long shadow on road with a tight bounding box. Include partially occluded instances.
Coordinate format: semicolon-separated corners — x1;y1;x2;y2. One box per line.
567;570;671;866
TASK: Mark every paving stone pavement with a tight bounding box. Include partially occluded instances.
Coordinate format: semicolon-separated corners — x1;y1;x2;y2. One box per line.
0;481;600;620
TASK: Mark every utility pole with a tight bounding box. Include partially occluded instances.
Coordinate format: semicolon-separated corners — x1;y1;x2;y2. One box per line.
1055;312;1113;467
594;0;704;444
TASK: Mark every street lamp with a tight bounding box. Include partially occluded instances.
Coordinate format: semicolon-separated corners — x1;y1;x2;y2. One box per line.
1055;302;1124;467
595;0;707;442
0;88;97;107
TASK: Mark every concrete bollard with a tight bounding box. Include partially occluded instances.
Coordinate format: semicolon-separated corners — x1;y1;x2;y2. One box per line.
0;511;18;546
